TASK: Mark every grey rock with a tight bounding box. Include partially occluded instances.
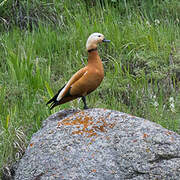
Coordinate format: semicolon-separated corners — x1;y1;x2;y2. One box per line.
15;108;180;180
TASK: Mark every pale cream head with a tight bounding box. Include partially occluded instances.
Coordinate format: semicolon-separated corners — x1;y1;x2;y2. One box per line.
86;33;105;51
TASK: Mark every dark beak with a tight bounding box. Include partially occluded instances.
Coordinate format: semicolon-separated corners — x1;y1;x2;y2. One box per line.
102;38;110;43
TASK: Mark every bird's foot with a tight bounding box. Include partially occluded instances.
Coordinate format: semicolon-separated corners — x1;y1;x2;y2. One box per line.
83;105;89;110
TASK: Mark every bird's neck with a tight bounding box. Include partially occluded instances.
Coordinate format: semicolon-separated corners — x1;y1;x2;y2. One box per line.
87;50;101;65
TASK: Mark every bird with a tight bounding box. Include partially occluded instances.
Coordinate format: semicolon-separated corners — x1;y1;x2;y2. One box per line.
46;32;110;110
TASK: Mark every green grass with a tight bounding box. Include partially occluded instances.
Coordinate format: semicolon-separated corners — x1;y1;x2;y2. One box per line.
0;0;180;177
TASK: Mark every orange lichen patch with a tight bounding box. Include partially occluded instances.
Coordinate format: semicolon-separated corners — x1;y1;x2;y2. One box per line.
57;112;117;138
93;125;106;132
165;131;172;136
72;130;84;135
30;143;34;147
57;122;61;127
87;132;98;138
58;114;95;136
91;169;97;173
80;111;85;115
66;116;92;129
92;117;116;133
143;133;149;138
108;122;116;129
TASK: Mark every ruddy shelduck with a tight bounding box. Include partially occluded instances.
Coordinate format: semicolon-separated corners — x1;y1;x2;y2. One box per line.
47;32;110;110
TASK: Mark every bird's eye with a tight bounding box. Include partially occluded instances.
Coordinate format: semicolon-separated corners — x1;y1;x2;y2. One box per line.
98;35;101;37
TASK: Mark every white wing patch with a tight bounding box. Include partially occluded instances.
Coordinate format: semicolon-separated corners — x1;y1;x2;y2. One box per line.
56;81;71;101
56;70;87;101
56;87;65;101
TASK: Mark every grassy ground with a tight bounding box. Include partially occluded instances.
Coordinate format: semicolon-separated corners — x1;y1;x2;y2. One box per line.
0;0;180;177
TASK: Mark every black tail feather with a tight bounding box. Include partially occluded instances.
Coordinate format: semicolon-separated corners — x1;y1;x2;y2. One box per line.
49;101;59;110
46;96;56;105
46;85;65;108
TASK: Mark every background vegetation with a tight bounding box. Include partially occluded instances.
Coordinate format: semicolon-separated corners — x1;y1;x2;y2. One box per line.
0;0;179;178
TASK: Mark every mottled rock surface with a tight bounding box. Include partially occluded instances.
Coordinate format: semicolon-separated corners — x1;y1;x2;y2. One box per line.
15;108;180;179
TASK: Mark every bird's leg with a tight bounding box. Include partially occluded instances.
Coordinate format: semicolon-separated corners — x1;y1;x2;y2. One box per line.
82;96;88;109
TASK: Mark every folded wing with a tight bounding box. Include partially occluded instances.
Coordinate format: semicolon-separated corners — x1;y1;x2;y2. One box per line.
46;67;87;110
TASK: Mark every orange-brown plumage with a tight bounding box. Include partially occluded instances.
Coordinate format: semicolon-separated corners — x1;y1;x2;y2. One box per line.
46;33;110;109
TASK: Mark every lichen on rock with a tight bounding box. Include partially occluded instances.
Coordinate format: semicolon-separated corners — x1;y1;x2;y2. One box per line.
14;108;180;179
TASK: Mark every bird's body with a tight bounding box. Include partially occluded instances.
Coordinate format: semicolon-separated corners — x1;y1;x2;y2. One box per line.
47;33;110;110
